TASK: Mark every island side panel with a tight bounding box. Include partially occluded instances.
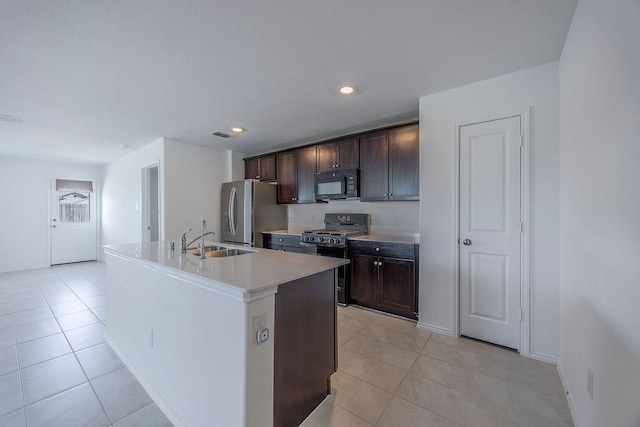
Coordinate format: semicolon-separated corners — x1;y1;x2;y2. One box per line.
104;253;257;427
273;269;337;427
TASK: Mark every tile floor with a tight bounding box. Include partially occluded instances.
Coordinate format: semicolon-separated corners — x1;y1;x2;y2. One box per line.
301;306;574;427
1;261;573;427
0;262;172;427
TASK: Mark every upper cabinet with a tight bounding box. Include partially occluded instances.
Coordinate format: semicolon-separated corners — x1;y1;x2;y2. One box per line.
360;124;419;201
244;154;276;181
244;122;419;203
316;137;359;173
276;146;317;204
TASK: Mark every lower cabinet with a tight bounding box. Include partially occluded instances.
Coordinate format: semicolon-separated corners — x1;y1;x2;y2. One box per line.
349;241;418;320
263;233;308;253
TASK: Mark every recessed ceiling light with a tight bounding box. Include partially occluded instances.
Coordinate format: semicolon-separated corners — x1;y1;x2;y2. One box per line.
338;85;355;95
231;127;244;133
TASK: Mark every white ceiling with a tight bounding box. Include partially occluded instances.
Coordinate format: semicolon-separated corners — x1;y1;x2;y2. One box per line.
0;0;577;165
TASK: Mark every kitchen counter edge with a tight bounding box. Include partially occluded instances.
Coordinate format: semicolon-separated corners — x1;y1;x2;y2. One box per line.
103;241;348;303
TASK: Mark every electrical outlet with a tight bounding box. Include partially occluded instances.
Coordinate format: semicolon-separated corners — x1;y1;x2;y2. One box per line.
147;328;154;348
256;328;269;344
587;368;594;399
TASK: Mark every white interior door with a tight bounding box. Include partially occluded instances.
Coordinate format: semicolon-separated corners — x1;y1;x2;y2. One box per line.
50;179;97;265
459;116;522;350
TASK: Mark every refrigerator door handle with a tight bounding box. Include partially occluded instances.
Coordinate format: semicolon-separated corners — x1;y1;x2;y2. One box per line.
229;186;237;236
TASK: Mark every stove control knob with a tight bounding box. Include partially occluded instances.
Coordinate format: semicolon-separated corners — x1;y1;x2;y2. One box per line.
329;238;335;244
307;237;313;242
335;238;341;244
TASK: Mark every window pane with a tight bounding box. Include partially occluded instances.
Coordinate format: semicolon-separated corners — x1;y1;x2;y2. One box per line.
58;191;90;222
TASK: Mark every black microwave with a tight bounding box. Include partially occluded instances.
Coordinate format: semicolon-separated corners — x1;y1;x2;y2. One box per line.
314;169;359;200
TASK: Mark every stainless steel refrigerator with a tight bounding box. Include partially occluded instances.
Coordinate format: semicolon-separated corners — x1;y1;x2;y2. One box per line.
221;180;287;247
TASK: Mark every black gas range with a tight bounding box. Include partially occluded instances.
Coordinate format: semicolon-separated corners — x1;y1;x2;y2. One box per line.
301;213;369;305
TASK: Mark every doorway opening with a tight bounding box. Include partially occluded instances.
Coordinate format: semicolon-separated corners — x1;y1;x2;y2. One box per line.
142;164;160;243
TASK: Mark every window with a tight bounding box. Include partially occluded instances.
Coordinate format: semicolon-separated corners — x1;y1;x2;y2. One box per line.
58;191;90;222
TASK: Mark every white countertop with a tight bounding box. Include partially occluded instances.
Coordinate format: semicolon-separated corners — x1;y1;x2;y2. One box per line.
262;227;308;236
103;241;348;301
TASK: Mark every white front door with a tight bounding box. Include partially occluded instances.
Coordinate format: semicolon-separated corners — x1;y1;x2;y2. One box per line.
50;179;97;265
459;116;522;350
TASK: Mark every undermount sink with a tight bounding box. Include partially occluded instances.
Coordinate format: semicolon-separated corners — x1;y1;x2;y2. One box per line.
187;246;253;258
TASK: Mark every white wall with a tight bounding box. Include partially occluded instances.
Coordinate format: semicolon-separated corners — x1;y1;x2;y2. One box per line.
558;1;640;425
0;156;101;272
288;201;420;236
101;138;232;250
101;150;142;249
101;138;165;252
163;139;229;243
418;62;561;360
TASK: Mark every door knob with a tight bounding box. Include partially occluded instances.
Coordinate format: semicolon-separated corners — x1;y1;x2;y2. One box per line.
462;239;472;246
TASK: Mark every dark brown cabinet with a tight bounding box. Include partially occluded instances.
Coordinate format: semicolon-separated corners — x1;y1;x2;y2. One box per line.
360;124;419;201
263;233;304;253
276;146;316;204
316;137;359;173
244;154;276;181
348;240;418;320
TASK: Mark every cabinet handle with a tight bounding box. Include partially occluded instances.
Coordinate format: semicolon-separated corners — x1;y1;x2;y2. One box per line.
378;262;383;266
375;248;380;252
279;238;284;242
373;261;378;266
384;193;388;196
256;175;260;179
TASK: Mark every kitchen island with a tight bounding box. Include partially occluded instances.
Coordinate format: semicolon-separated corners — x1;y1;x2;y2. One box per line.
103;242;347;427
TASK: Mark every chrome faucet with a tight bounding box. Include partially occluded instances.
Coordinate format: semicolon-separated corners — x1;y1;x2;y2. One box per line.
181;220;216;258
179;228;192;253
198;220;207;259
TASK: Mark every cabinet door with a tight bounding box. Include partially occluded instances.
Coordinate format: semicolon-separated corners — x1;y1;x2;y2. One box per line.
379;257;416;318
337;137;359;170
316;142;337;173
296;146;317;203
389;125;419;200
350;254;379;305
276;152;297;203
245;158;259;180
259;155;277;181
359;131;389;201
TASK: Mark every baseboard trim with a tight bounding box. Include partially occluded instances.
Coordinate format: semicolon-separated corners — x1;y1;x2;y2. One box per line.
557;360;580;427
417;322;454;336
104;334;187;427
529;351;558;365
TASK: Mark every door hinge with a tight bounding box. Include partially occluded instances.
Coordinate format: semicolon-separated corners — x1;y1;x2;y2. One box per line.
520;222;524;234
519;309;523;321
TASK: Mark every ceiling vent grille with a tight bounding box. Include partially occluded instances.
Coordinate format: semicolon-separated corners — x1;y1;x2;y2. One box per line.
209;130;235;138
0;114;21;124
